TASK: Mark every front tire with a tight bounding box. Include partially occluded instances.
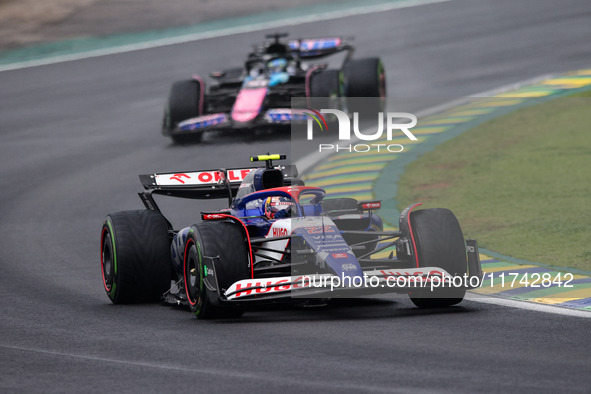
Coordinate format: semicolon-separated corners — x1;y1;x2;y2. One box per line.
162;79;205;144
101;210;173;304
184;221;250;319
408;208;467;308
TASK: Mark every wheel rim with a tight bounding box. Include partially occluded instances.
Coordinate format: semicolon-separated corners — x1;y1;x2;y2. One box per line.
101;232;114;291
184;244;201;306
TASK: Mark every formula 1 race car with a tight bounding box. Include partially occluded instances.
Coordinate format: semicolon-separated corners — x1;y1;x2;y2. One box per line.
100;155;482;318
161;33;386;143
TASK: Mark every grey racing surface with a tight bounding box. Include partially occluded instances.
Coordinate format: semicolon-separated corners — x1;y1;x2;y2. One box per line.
1;0;590;392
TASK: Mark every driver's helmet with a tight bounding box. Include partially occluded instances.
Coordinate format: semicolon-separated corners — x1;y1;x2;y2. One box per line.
267;58;288;74
264;196;293;219
249;60;265;78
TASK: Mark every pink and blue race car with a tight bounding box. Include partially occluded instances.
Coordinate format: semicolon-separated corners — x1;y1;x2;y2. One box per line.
100;154;483;319
161;33;386;143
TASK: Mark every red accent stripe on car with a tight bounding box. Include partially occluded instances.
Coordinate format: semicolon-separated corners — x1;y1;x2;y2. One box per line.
406;203;423;268
305;65;326;107
183;238;197;306
100;227;110;292
201;214;255;279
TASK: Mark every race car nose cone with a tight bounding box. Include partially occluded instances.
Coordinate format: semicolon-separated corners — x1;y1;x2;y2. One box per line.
232;111;259;123
231;87;267;123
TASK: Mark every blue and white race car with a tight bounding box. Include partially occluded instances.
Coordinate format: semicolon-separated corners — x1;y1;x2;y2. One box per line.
100;154;482;318
161;33;386;143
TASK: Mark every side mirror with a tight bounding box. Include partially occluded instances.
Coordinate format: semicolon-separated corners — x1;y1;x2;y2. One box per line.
357;201;381;211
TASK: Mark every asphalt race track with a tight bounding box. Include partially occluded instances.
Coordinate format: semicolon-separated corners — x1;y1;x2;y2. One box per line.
1;0;590;392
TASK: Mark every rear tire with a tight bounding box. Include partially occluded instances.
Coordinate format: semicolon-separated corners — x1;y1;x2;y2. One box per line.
343;58;386;119
162;79;204;144
408;208;467;308
310;69;344;98
101;210;173;304
184;221;250;319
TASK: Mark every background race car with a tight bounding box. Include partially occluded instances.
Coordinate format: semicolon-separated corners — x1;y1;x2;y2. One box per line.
100;154;482;319
161;33;386;143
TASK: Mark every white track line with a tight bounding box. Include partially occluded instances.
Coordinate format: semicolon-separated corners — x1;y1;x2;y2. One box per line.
0;344;400;392
0;0;452;73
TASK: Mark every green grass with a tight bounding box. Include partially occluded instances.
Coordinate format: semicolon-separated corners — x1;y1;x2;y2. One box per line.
397;92;591;271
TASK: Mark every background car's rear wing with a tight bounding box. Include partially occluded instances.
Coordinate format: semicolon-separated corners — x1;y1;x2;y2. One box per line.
137;164;298;210
288;37;353;59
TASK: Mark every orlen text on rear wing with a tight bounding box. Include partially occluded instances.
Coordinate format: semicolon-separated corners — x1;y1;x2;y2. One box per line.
137;164;297;211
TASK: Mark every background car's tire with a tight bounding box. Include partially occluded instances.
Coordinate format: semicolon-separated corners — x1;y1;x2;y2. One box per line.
184;221;250;319
344;58;386;98
170;133;202;145
309;69;346;123
101;210;173;304
310;69;344;98
343;57;386;119
162;79;204;144
408;208;467;308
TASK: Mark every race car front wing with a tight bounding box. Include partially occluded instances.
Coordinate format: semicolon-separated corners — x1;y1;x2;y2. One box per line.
205;238;483;303
171;108;310;135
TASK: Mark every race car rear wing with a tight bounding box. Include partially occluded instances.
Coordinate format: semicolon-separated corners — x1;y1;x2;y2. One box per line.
137;164;298;210
288;37;353;59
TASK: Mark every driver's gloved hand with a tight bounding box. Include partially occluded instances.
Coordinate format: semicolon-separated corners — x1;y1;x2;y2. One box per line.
273;208;290;219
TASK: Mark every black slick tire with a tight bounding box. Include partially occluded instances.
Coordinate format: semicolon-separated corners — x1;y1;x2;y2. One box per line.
343;57;386;119
184;221;250;319
408;208;467;308
101;210;173;304
162;79;204;144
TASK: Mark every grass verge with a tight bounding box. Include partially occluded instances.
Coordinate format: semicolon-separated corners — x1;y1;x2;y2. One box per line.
397;92;591;271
